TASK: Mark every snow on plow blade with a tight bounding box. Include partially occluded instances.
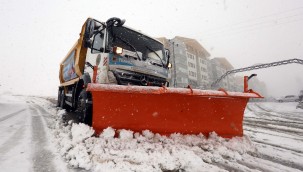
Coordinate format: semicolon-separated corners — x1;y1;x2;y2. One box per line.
87;84;262;138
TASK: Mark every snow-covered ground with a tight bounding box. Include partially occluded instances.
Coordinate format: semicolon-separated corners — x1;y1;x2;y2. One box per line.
0;94;303;172
0;94;70;172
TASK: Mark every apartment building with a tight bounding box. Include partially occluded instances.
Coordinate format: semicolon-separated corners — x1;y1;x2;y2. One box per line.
209;57;237;90
157;36;266;93
158;36;211;88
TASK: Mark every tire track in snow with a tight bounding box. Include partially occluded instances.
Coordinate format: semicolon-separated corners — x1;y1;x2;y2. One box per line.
244;119;303;134
0;109;26;122
245;146;303;171
255;153;303;171
243;143;303;171
30;106;56;172
254;104;303;122
245;104;303;138
32;104;54;125
0;125;25;160
244;103;303;171
0;107;28;158
244;122;303;137
245;104;255;112
215;150;302;172
237;157;302;172
247;104;294;123
254;142;303;158
219;153;299;172
30;99;84;172
252;139;303;154
212;161;255;172
245;117;303;127
244;128;303;142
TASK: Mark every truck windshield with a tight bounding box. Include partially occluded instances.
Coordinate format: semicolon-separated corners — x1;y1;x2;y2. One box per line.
107;26;166;63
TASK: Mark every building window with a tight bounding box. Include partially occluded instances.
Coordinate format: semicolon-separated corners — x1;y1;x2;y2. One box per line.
201;75;207;80
199;58;206;64
187;52;196;60
189;71;197;77
200;67;206;72
188;62;196;68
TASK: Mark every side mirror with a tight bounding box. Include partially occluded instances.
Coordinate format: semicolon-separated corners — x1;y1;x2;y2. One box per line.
106;17;125;27
84;19;96;48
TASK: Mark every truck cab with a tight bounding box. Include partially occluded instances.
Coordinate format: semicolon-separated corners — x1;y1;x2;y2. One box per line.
83;18;170;87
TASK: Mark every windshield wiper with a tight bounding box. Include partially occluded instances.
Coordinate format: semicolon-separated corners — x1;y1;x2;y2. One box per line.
145;46;165;67
113;34;141;60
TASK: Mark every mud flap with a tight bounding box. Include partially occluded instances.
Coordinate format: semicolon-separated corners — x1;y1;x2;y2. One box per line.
87;84;262;138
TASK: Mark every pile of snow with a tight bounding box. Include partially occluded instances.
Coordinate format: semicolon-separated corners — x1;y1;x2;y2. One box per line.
49;110;257;172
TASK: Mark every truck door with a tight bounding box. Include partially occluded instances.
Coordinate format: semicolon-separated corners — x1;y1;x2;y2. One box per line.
85;25;110;84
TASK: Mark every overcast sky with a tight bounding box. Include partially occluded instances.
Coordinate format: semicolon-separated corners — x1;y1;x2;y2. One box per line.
0;0;303;97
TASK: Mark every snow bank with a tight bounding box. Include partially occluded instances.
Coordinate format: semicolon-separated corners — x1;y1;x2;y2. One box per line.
49;110;257;172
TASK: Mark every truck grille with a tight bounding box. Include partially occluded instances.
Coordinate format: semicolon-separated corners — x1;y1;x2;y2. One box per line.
113;70;167;86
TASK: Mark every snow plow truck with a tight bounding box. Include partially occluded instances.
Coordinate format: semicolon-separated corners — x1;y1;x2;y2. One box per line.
57;17;262;138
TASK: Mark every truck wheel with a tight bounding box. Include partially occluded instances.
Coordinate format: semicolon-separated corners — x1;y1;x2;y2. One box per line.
58;90;65;109
77;90;92;126
56;89;61;107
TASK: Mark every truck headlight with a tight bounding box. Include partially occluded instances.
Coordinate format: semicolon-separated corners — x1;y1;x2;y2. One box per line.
113;46;123;54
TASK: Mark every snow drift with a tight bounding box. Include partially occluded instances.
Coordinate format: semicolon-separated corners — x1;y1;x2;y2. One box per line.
50;109;257;172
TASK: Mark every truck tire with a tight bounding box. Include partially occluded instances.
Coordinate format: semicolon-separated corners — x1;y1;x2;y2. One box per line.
57;89;61;107
60;91;66;109
77;90;92;126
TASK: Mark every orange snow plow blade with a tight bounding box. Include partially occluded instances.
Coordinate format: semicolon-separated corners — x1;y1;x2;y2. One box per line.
87;84;262;138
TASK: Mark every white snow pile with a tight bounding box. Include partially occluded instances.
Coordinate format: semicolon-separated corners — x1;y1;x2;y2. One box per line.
50;110;257;172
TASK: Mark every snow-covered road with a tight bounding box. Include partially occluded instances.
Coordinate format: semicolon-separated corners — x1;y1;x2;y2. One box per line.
0;94;303;172
0;95;72;172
